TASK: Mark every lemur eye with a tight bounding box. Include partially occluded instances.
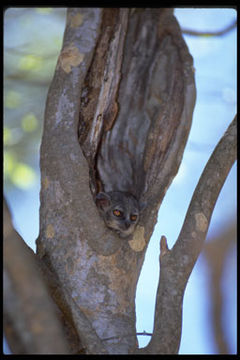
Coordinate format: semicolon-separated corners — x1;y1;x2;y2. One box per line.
130;214;137;222
113;209;123;217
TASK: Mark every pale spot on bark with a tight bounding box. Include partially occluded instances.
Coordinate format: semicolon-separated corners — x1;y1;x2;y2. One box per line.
42;176;49;189
58;45;84;73
191;231;197;238
195;212;208;232
70;13;83;28
46;224;55;239
129;226;146;252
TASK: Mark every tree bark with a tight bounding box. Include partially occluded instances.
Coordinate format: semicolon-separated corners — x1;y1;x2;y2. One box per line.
3;199;70;354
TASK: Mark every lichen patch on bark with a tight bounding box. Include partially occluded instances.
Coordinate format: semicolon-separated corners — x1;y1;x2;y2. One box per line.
42;176;49;189
58;45;84;73
128;226;146;252
70;13;84;28
194;212;208;233
46;224;55;239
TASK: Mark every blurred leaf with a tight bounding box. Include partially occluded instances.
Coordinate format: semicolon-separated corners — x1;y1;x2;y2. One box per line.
21;113;38;132
11;163;36;189
5;90;22;109
4;127;24;146
4;127;12;145
4;151;16;176
19;54;43;71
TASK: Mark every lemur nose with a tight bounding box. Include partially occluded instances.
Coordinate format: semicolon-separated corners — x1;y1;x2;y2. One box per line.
124;221;131;229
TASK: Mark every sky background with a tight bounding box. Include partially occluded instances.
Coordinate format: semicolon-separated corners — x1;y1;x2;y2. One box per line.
4;8;237;354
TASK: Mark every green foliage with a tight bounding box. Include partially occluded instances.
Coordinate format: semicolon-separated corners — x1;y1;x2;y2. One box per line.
4;151;36;189
18;54;43;72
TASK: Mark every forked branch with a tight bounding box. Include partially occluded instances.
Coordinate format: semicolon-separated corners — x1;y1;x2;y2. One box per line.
139;115;237;354
3;199;70;354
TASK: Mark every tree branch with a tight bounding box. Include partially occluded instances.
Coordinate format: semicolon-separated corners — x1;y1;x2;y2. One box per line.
173;115;236;269
140;115;236;354
37;7;120;258
37;8;111;354
4;197;106;354
3;198;70;354
181;19;236;37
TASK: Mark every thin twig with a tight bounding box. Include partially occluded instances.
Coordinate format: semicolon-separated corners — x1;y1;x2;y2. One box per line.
182;19;236;37
102;332;153;342
102;334;132;342
136;332;152;337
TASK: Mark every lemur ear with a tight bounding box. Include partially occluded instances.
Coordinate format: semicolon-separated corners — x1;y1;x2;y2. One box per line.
96;192;111;210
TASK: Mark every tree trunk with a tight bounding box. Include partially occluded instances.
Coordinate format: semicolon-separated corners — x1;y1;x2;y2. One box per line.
36;8;196;354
